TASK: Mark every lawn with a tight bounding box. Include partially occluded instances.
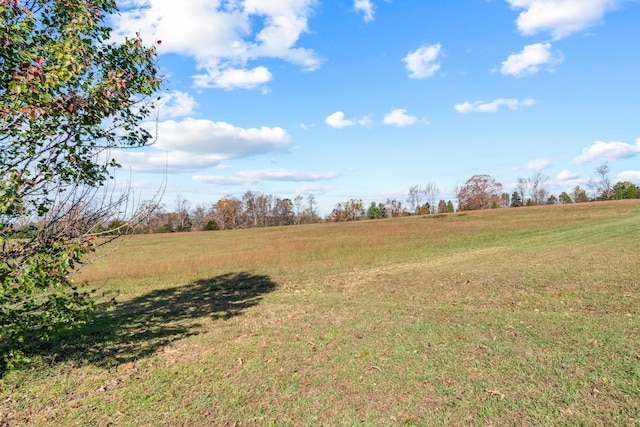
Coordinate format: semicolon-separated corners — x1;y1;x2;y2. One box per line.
1;200;639;426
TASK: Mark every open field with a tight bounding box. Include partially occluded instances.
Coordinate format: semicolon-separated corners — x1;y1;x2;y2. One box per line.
1;200;639;426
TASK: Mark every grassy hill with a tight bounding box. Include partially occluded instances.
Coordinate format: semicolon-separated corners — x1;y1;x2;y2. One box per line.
2;200;639;425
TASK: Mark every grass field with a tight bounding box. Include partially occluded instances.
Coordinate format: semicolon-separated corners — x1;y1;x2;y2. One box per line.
1;200;639;426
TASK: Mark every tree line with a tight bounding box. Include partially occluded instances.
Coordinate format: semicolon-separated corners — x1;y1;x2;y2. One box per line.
74;163;637;234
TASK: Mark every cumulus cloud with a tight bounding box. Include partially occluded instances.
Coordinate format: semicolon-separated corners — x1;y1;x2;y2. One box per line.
325;111;355;128
193;168;339;185
354;0;375;22
403;43;442;79
616;171;640;184
573;139;640;163
557;169;579;181
111;118;292;173
111;150;224;172
325;111;371;129
151;118;291;156
500;43;563;77
112;0;321;90
523;158;553;170
454;98;535;113
506;0;624;39
153;90;198;119
382;109;419;126
194;66;272;90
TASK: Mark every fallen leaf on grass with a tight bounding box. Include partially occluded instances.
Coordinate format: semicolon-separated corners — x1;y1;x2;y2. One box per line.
485;389;505;399
369;365;382;372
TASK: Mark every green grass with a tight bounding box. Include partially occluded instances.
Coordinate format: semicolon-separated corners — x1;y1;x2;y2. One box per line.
1;200;639;426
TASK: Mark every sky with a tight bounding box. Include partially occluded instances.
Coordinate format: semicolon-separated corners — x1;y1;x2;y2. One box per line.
108;0;640;215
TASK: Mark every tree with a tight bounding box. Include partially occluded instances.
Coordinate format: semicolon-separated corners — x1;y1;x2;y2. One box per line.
510;191;523;207
446;200;455;213
367;202;384;219
612;181;639;199
437;200;448;214
329;199;365;222
558;192;573;204
457;175;503;211
407;185;425;215
1;0;160;368
589;162;614;200
572;186;590;203
517;173;549;205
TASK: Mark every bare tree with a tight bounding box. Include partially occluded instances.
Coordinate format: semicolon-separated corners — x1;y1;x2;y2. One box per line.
424;182;440;213
589;162;614;200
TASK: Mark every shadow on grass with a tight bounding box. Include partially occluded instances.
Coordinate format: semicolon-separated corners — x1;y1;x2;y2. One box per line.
30;272;278;369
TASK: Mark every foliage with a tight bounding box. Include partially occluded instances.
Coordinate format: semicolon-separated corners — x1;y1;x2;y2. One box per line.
572;186;590;203
366;201;385;219
0;0;160;370
329;199;365;222
612;181;639;200
457;174;503;211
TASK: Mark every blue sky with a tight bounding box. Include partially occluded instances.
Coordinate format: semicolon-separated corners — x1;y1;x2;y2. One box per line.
109;0;640;215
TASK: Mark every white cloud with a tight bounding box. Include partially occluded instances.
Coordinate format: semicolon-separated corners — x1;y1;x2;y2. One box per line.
112;0;321;90
153;90;198;119
383;109;418;126
193;168;339;185
573;138;640;164
523;158;553;170
454;98;535;113
193;66;272;90
112;118;292;173
403;43;442;79
111;150;224;172
325;111;355;128
506;0;624;39
557;169;579;181
615;171;640;184
151;118;291;157
500;43;563;77
236;169;339;181
354;0;375;22
325;111;371;129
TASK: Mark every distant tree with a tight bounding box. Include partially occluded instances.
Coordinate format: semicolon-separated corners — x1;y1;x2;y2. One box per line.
589;163;614;200
424;182;440;214
215;196;242;230
546;194;558;205
612;181;640;199
572;186;590;203
517;173;549;205
437;200;448;214
419;203;430;215
558;192;573;204
367;202;385;219
272;197;294;226
385;199;404;218
173;195;192;232
501;192;510;208
510;191;523;207
329;199;365;222
457;174;503;211
294;195;304;224
204;220;220;231
516;177;528;205
446;200;455;213
190;204;209;231
407;185;426;215
300;195;320;224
